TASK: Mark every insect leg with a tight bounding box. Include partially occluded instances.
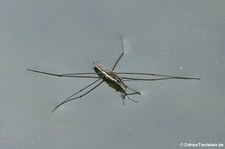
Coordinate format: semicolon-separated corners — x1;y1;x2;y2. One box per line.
27;69;99;79
120;93;126;105
111;36;125;71
52;79;103;112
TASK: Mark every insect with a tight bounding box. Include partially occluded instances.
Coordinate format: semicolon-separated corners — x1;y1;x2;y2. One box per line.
27;36;200;112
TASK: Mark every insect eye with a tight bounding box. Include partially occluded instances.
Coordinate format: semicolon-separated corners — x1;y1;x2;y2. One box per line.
116;79;121;83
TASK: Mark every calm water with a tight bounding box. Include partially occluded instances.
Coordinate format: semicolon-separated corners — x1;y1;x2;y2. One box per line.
0;0;224;148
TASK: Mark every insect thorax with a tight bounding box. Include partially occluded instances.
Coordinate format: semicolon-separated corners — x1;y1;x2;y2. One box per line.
93;63;126;93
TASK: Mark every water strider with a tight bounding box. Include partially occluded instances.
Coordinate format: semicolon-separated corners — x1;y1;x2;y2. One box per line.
27;36;200;112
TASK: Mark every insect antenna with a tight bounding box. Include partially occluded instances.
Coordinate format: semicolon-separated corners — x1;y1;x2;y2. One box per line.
126;95;138;103
120;92;138;105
